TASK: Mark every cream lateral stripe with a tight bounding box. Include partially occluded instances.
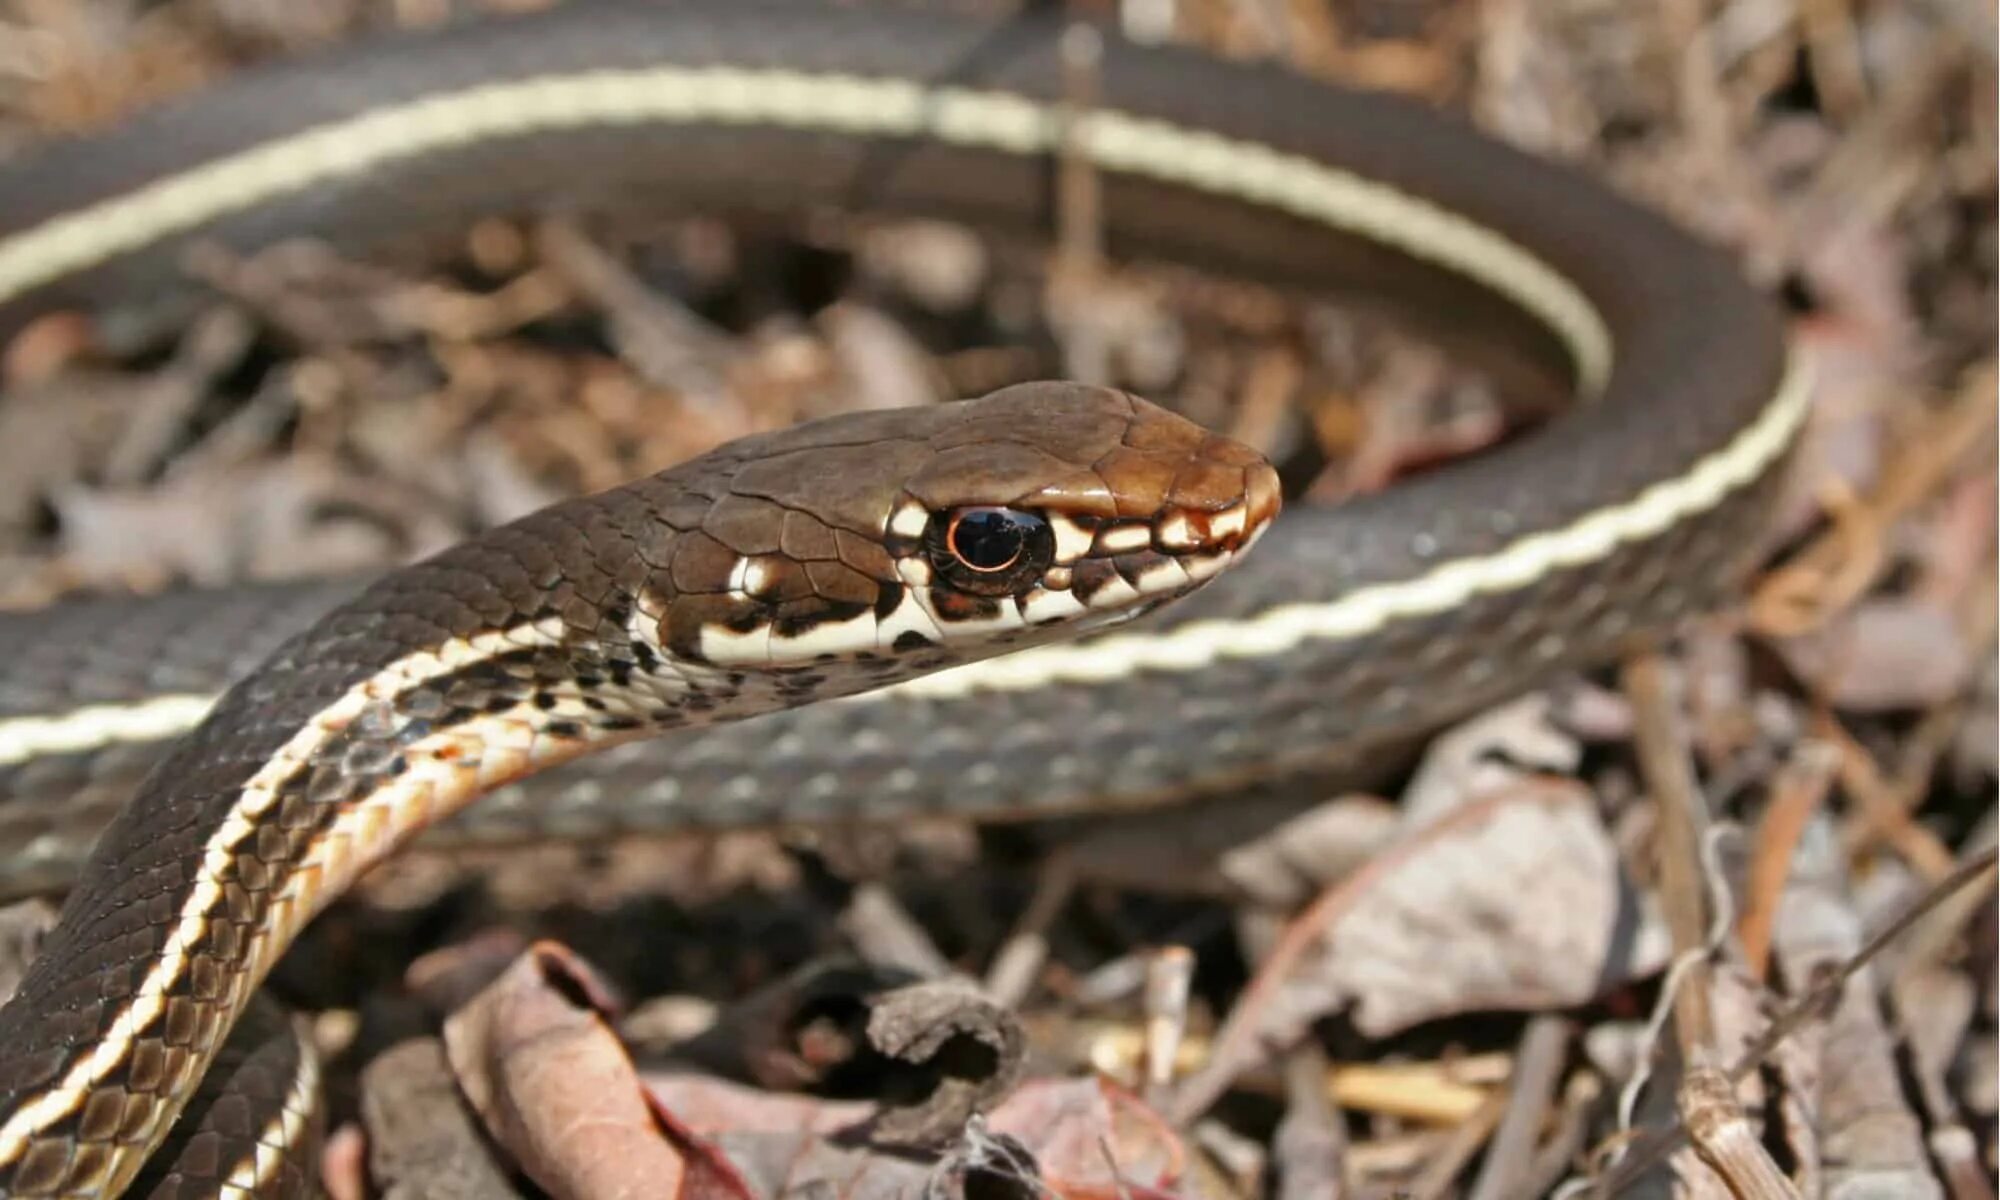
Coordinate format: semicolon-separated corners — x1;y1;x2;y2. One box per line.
0;335;1801;771
0;339;1804;769
0;617;572;1164
890;347;1813;699
0;695;218;765
0;67;1608;389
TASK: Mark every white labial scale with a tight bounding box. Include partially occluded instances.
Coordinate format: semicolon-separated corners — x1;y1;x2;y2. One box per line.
1020;587;1088;625
1044;513;1096;563
888;500;930;541
1094;524;1152;554
767;608;884;661
1125;554;1194;597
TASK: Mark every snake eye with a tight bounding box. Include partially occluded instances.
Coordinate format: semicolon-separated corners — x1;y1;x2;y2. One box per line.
947;508;1038;571
927;506;1055;596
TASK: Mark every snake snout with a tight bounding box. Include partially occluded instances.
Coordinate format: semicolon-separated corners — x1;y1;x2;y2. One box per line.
1043;387;1283;599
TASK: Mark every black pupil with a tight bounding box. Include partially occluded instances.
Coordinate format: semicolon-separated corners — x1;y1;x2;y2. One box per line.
951;508;1033;571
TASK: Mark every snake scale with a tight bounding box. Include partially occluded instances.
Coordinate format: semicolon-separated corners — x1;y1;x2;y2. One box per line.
0;2;1804;1195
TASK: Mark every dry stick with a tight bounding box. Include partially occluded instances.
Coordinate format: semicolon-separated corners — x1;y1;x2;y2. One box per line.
1892;972;1999;1200
1037;1019;1496;1122
1468;1016;1573;1200
1622;652;1717;1055
1735;741;1840;982
1660;0;1733;167
838;883;955;981
1404;1092;1511;1200
1796;0;1873;119
1891;819;1999;993
983;852;1080;1010
1239;907;1351;1199
1817;711;1960;879
1603;821;1735;1155
1050;20;1109;386
1731;844;2000;1082
1272;1042;1348;1200
1594;843;2000;1194
1141;945;1196;1101
1751;360;1998;637
1846;563;2000;865
103;307;255;486
1676;1066;1803;1200
1508;1076;1599;1200
1885;816;1999;1196
532;217;737;410
1619;653;1796;1193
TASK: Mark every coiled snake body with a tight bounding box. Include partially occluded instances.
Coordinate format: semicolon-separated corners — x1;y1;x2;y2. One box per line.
0;3;1804;1195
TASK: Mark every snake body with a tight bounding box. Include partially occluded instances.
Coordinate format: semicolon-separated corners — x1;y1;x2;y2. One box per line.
0;2;1804;1195
0;380;1280;1195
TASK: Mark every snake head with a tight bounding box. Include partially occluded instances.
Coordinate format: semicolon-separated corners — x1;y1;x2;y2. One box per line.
649;383;1279;683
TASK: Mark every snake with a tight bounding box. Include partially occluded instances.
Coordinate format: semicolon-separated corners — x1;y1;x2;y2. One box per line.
0;1;1809;1195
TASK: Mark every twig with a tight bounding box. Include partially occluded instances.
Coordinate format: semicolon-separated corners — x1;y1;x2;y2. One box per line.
1468;1015;1572;1200
1027;1017;1498;1122
1273;1041;1348;1200
1242;905;1349;1198
1141;945;1195;1100
1622;652;1718;1054
1603;822;1739;1185
1845;564;1999;866
1797;0;1871;120
1403;1091;1510;1200
1593;843;2000;1193
1736;741;1840;981
1678;1065;1802;1199
1891;968;1997;1200
1661;0;1732;164
1049;20;1110;386
1891;819;1999;990
1507;1074;1599;1200
838;883;955;981
1752;360;1998;636
103;307;254;485
1749;848;2000;1082
983;851;1079;1010
532;217;737;410
1816;710;1959;879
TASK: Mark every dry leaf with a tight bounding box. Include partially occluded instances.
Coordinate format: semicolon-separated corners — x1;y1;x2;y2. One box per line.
1773;819;1946;1199
1174;780;1670;1121
1325;780;1670;1037
1398;694;1586;825
1774;596;1976;711
643;1073;1188;1199
443;941;694;1200
361;1038;525;1200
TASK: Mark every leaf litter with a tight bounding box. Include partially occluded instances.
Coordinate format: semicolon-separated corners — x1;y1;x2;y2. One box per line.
0;0;1993;1196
